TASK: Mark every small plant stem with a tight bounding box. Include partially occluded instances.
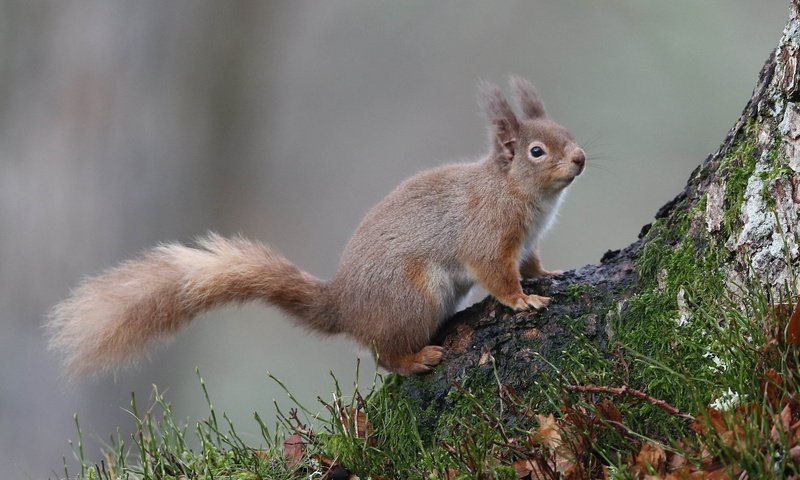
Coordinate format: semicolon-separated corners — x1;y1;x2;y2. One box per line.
566;384;695;422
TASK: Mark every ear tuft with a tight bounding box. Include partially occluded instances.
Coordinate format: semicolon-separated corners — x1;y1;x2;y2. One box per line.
478;80;519;160
509;75;546;119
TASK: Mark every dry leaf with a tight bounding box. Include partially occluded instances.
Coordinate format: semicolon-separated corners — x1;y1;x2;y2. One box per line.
693;408;727;436
432;467;460;479
533;414;560;448
791;445;800;462
353;409;371;438
633;442;667;477
597;399;623;424
704;468;732;479
513;458;535;478
770;402;794;443
282;433;304;468
763;368;785;411
787;299;800;345
336;407;374;445
666;450;687;473
479;345;493;365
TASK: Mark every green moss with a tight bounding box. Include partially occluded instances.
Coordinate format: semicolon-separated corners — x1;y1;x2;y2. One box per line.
565;282;596;302
758;143;792;209
720;124;760;236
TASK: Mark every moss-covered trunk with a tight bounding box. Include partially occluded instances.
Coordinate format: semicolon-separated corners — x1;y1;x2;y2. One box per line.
394;2;800;435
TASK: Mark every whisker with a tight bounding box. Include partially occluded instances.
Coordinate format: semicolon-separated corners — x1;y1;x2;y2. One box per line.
578;133;609;151
584;152;618;163
585;163;615;174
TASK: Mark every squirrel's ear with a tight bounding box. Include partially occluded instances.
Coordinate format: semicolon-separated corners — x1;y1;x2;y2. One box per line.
479;80;519;161
510;75;546;119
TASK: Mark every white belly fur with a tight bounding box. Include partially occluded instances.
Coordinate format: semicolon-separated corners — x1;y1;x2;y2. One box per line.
520;190;565;261
427;263;474;318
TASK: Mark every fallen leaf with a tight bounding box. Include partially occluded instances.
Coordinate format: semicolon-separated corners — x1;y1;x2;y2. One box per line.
513;458;535;478
763;368;785;411
353;409;370;439
666;450;687;473
692;408;726;436
791;445;800;462
597;399;623;424
632;442;666;477
787;299;800;345
283;433;304;468
770;402;794;443
431;467;460;479
533;414;560;449
479;345;493;365
336;407;374;445
704;469;731;480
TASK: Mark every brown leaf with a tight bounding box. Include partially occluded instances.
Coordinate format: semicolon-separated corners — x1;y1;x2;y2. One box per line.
664;470;705;479
479;345;493;365
513;458;535;478
632;442;667;477
769;302;797;345
353;409;371;438
282;433;304;468
693;408;727;436
533;414;561;449
522;328;540;339
667;451;688;473
597;399;623;423
432;467;460;479
791;445;800;462
336;407;374;445
704;469;732;479
532;413;582;476
763;368;785;411
771;402;794;443
787;299;800;345
564;404;595;432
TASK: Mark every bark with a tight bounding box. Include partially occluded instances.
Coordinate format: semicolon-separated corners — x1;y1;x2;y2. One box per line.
396;4;800;427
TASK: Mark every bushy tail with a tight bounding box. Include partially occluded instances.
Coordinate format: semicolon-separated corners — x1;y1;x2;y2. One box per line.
47;233;336;378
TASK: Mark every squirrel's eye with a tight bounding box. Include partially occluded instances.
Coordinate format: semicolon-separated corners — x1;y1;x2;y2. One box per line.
530;146;545;158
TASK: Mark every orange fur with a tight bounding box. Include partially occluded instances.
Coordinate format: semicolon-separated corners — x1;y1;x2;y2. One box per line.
48;234;335;378
48;77;585;377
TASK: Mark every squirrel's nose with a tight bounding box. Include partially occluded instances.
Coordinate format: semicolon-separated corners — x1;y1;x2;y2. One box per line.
571;150;586;169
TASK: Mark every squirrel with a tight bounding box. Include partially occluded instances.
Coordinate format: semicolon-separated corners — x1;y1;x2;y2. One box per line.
47;76;585;377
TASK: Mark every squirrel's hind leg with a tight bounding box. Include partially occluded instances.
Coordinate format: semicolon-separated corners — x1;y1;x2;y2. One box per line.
520;251;562;278
379;345;444;376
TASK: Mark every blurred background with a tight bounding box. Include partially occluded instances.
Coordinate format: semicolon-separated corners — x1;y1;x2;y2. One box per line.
0;1;789;477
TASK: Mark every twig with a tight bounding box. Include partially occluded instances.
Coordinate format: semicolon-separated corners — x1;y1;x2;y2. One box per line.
566;384;694;422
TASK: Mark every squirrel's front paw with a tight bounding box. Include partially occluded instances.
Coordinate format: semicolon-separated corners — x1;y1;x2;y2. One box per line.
501;293;550;311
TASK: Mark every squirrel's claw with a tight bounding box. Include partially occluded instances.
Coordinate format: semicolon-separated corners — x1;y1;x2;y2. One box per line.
505;293;550;311
383;345;444;376
524;294;550;310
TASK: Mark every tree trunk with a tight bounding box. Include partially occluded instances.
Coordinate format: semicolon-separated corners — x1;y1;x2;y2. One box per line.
396;3;800;429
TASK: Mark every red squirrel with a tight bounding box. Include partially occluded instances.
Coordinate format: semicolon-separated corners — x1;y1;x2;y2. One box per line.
48;77;585;377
